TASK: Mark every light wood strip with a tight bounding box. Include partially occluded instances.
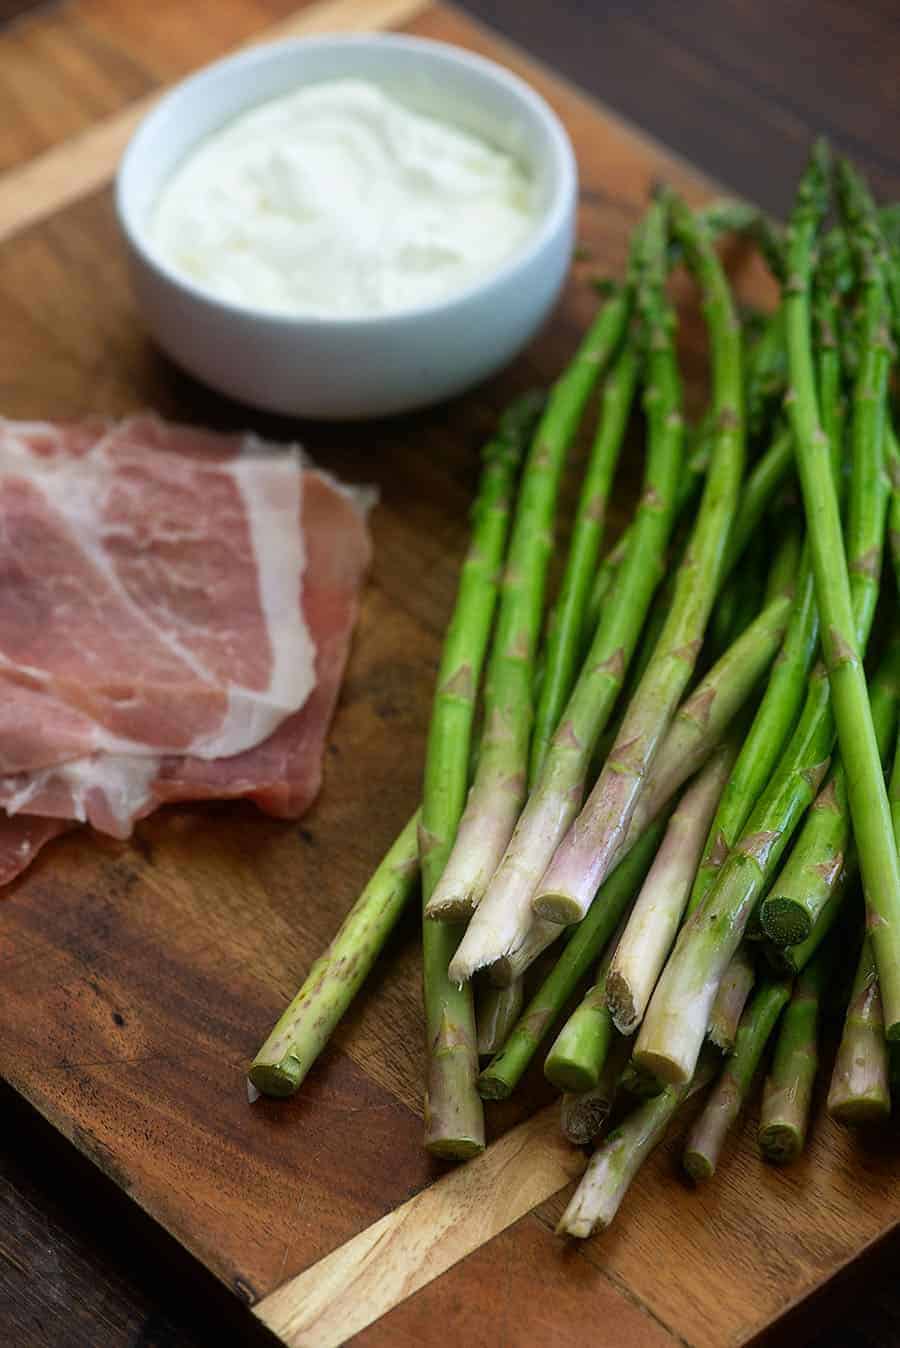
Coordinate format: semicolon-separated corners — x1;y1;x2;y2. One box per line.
0;0;428;247
253;1105;585;1347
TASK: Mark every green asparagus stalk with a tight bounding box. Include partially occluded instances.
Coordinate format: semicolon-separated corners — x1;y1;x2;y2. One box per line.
892;722;900;857
760;639;900;945
421;395;543;1157
249;812;420;1097
424;300;626;928
634;151;893;1086
785;148;900;1037
476;818;667;1101
475;978;525;1057
686;299;837;924
745;308;787;442
683;977;792;1180
765;862;856;978
557;1050;719;1237
827;933;891;1123
582;425;709;645
530;342;639;782
688;549;818;917
493;586;791;988
607;740;739;1036
534;191;746;925
707;944;756;1052
543;913;627;1093
634;664;834;1085
889;424;900;593
758;943;832;1162
446;197;684;976
559;1035;632;1145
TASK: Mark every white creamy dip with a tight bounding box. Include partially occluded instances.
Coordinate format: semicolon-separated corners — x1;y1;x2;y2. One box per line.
149;78;537;318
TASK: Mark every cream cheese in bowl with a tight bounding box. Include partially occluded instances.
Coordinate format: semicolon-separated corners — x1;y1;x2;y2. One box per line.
149;78;539;318
116;34;577;418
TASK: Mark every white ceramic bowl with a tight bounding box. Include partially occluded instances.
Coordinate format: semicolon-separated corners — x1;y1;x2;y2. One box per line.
115;34;577;420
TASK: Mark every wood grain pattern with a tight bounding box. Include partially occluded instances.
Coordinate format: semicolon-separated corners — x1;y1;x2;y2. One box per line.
0;0;429;245
0;1;898;1346
255;1105;586;1346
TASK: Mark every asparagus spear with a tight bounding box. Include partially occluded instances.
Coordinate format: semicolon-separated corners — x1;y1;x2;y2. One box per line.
424;299;626;927
607;740;738;1035
745;308;787;442
445;198;684;975
785;148;900;1037
530;341;639;782
683;977;792;1181
758;943;832;1162
493;589;791;987
534;192;746;925
420;395;543;1157
827;933;891;1123
760;639;900;945
476;818;667;1101
475;978;524;1058
889;424;900;593
634;663;834;1086
559;1035;632;1145
544;913;630;1093
249;812;420;1097
582;425;710;645
557;1050;718;1238
249;397;538;1100
707;944;757;1052
892;721;900;858
634;154;892;1087
629;585;793;834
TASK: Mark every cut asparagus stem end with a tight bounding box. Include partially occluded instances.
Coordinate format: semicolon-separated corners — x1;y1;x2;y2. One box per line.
632;1048;692;1088
758;1120;803;1164
248;1056;304;1099
475;1069;513;1102
546;1058;599;1095
423;1010;485;1158
682;1148;716;1182
760;896;813;946
533;892;584;925
425;895;476;922
606;970;639;1036
560;1089;613;1146
827;1094;891;1125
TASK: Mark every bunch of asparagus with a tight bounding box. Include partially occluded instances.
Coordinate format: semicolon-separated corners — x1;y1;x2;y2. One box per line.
249;141;900;1242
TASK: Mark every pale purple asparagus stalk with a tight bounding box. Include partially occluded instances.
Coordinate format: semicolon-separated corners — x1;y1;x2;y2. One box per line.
827;933;891;1123
707;944;756;1052
534;197;746;925
607;739;739;1034
489;595;789;985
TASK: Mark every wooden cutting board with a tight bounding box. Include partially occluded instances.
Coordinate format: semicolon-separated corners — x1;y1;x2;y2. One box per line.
1;2;897;1344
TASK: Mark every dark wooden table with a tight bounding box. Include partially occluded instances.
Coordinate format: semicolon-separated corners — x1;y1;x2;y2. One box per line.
1;1;899;1345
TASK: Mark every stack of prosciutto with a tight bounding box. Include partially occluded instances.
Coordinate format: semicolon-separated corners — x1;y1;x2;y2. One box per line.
0;414;372;885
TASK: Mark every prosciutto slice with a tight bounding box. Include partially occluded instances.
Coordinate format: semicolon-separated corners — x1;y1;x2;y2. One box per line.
0;415;371;862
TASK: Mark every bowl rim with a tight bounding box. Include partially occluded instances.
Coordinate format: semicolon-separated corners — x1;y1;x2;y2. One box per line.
115;31;578;330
